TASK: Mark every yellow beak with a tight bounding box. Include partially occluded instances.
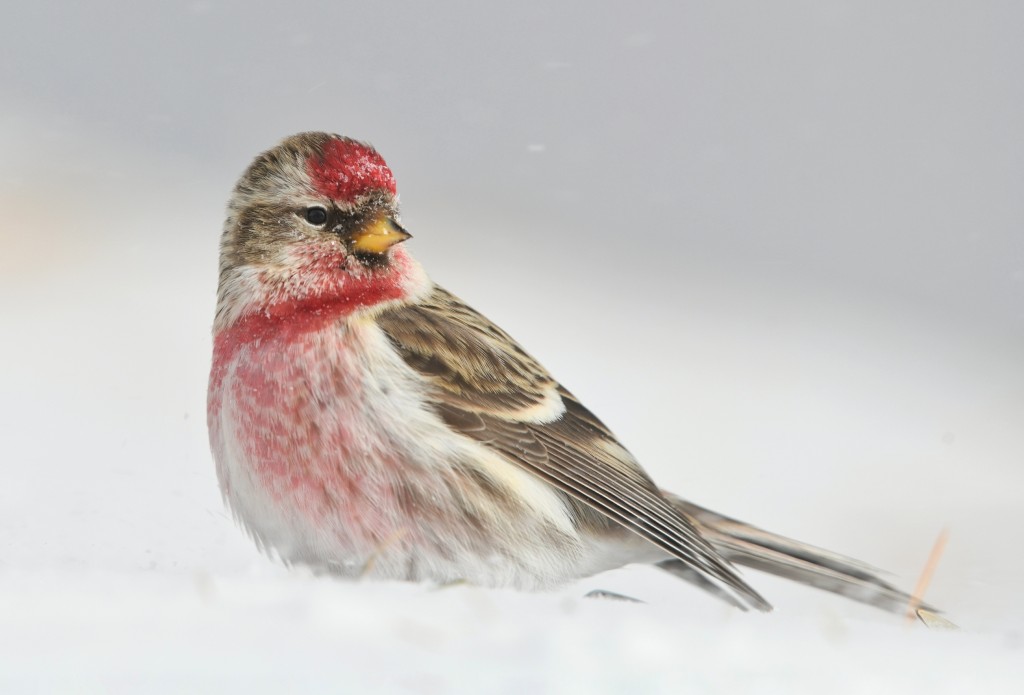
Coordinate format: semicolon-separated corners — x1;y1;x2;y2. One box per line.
350;216;412;254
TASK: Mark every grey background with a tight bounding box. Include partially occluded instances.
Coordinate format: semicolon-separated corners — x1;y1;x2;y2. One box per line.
2;1;1022;680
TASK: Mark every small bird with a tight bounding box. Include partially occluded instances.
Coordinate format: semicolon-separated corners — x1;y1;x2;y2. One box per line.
208;132;925;613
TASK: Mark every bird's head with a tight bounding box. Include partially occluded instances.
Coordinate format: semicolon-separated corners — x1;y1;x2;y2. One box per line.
215;133;422;332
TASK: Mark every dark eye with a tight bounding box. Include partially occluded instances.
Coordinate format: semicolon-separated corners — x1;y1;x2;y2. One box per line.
304;207;328;225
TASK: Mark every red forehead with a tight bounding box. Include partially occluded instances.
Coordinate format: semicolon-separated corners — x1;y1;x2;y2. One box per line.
306;138;397;202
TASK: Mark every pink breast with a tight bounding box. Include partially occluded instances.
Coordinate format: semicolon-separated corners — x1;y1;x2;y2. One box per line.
213;324;402;546
208;248;418;548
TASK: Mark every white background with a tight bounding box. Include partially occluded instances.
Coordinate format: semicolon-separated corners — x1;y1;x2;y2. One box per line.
2;1;1022;692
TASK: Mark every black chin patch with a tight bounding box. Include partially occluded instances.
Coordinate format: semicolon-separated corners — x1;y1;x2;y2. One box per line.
351;250;391;269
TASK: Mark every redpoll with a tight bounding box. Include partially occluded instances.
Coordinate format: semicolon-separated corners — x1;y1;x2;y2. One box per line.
208;132;929;613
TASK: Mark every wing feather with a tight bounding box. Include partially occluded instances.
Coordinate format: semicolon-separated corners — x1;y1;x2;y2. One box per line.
377;285;769;610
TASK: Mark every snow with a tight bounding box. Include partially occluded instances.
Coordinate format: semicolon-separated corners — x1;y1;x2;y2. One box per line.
3;1;1024;691
2;146;1021;691
2;569;1021;694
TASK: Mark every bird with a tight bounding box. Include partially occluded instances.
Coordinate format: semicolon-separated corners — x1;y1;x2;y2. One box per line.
208;131;929;613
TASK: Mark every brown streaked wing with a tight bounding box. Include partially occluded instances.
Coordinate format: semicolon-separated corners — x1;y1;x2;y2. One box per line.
375;286;555;415
376;285;770;610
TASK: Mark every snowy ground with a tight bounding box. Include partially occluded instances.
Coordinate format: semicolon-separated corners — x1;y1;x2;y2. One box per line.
2;140;1021;692
3;569;1021;694
3;2;1024;692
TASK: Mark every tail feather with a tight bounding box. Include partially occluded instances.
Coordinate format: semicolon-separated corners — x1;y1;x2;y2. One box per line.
657;559;751;610
664;495;936;615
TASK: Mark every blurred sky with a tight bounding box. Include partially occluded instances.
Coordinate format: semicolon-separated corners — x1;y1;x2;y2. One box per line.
1;0;1023;666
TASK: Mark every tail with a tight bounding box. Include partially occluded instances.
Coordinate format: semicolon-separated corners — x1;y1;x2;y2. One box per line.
661;495;936;615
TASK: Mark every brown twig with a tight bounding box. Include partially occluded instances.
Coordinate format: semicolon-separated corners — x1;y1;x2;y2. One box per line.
906;527;950;624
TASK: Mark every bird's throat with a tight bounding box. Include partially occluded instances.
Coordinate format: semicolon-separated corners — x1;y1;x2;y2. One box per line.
213;249;415;364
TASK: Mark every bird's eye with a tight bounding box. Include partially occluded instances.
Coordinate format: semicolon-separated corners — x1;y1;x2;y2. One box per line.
304;207;328;225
